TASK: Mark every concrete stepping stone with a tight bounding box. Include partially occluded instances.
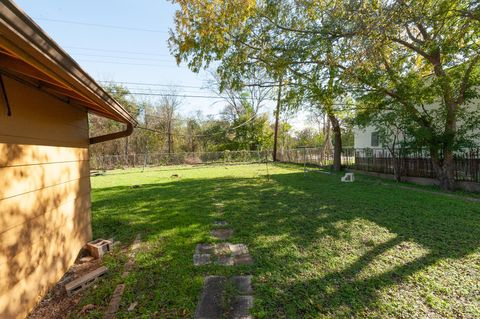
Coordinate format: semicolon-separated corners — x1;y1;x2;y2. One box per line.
194;243;253;266
216;255;235;266
195;276;226;319
233;254;253;265
195;276;254;319
196;244;215;254
229;244;248;256
214;243;232;255
211;229;233;240
213;221;228;227
230;276;253;295
194;253;211;266
230;296;254;319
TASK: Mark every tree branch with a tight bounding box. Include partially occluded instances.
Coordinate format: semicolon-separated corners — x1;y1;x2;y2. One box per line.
457;54;480;104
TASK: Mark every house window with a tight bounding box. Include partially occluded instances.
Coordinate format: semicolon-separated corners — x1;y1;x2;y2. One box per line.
371;131;379;147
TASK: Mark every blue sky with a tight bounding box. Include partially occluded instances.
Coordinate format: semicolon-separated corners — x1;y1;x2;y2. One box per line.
15;0;307;129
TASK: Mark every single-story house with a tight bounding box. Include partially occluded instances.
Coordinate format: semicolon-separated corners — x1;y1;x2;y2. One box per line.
0;1;136;318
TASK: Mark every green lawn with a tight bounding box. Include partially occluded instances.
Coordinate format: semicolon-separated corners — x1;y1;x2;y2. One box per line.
74;163;480;318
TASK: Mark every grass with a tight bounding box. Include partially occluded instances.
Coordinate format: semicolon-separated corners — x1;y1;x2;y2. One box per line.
72;163;480;318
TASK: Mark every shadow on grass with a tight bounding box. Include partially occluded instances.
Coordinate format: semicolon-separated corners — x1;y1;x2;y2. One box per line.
89;167;480;318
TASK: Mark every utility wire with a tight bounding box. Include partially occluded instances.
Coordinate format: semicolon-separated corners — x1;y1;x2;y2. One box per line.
136;112;259;138
78;59;187;68
64;45;171;56
34;17;168;33
98;80;205;89
71;53;175;62
128;92;278;100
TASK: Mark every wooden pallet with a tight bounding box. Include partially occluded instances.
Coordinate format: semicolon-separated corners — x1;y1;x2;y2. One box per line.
65;266;108;296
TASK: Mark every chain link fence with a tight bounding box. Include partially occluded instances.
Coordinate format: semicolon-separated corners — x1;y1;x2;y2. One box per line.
90;149;273;170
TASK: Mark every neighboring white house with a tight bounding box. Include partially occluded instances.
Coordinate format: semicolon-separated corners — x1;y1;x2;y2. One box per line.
353;98;480;149
354;126;381;149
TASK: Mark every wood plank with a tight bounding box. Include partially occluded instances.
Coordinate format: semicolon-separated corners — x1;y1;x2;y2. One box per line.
0;176;91;232
64;266;108;296
0;143;88;167
104;283;125;317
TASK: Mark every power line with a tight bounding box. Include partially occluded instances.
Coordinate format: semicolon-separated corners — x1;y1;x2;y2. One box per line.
126;92;357;107
98;80;205;89
121;86;209;93
129;92;275;100
71;53;175;62
78;59;187;68
34;17;168;33
64;46;171;57
136;112;260;138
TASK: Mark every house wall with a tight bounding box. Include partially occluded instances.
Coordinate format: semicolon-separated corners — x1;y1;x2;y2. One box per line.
354;126;381;148
0;76;92;319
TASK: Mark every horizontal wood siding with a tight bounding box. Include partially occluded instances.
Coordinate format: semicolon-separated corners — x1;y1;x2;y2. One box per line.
0;77;92;319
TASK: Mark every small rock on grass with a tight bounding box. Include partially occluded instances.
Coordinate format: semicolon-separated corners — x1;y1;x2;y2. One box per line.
128;301;138;311
81;304;95;314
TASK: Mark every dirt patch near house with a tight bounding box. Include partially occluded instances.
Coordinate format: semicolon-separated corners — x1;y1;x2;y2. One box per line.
27;257;103;319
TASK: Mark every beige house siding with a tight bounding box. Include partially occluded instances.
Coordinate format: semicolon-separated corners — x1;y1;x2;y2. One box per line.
0;76;92;319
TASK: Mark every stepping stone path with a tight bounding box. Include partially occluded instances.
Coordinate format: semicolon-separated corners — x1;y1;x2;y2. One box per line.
213;221;228;226
195;276;254;319
193;211;255;318
193;243;253;266
211;228;233;240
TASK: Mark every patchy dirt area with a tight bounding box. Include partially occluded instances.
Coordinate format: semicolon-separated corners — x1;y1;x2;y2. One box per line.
27;255;103;319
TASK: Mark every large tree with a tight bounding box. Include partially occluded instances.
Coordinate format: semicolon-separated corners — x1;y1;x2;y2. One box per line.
336;0;480;190
169;0;349;170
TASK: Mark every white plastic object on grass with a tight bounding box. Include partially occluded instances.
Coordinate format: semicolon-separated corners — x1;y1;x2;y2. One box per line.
341;172;355;182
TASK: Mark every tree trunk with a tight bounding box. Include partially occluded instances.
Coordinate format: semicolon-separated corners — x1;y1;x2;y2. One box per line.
124;136;129;167
328;114;342;171
273;76;283;162
321;118;333;165
167;120;172;154
431;148;456;191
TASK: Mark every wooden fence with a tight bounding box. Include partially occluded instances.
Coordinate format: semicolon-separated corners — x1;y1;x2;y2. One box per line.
343;148;480;183
278;148;480;183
